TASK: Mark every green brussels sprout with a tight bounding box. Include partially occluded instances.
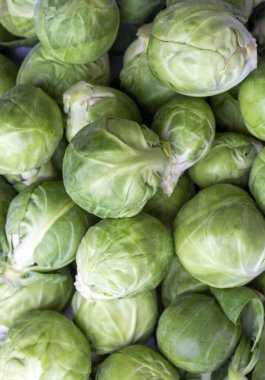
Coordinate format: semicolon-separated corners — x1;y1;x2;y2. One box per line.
35;0;120;64
5;160;57;192
0;85;63;175
249;147;265;214
63;118;169;219
0;53;17;96
17;43;110;106
72;290;158;355
151;95;215;195
161;256;209;308
75;214;173;300
2;181;92;273
0;268;73;333
0;0;36;38
0;310;91;380
173;184;265;288
157;293;241;373
63;81;142;142
188;132;262;188
96;344;180;380
0;177;15;230
209;87;249;134
238;61;265;140
143;173;195;225
119;23;175;116
147;0;257;97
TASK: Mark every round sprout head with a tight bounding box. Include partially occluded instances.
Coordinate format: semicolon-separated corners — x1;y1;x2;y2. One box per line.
96;344;180;380
75;213;174;300
63;118;169;218
147;0;257;96
0;310;91;380
173;184;265;288
35;0;120;64
72;290;158;355
0;85;63;175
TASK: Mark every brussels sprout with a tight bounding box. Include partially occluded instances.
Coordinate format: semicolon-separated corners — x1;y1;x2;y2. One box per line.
5;160;57;192
72;290;158;355
157;293;241;373
147;0;257;97
63;82;142;142
239;60;265;140
75;214;173;300
35;0;120;64
96;344;180;380
151;95;215;195
0;0;36;38
249;147;265;214
119;23;175;116
188;132;262;188
63;118;169;219
0;85;63;175
0;177;15;230
17;43;110;106
0;310;91;379
2;181;92;273
210;87;249;134
161;256;208;307
0;53;17;96
143;173;195;225
0;268;73;333
173;184;265;288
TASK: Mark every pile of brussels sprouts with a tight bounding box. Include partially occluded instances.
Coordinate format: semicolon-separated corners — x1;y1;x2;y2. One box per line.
1;0;265;379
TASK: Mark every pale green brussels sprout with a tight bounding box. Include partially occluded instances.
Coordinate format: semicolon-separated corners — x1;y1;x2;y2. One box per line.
239;60;265;140
17;43;110;106
72;290;158;355
143;173;195;225
210;87;249;134
0;310;91;380
188;132;262;188
119;23;175;116
157;293;241;374
174;184;265;288
5;160;57;192
75;214;173;300
96;344;180;380
0;85;63;175
2;181;92;274
0;177;15;230
161;256;208;308
151;95;215;195
0;53;17;95
35;0;119;64
249;147;265;214
63;118;169;219
0;0;36;38
148;0;257;97
63;81;142;142
0;268;73;333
